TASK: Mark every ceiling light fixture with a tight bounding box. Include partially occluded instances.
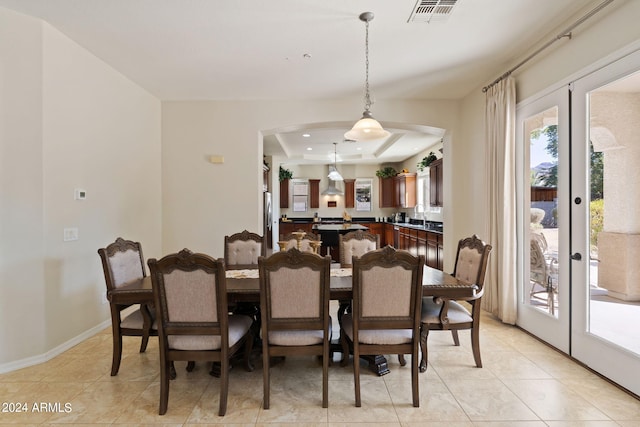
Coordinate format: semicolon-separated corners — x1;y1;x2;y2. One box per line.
344;12;390;142
328;142;343;181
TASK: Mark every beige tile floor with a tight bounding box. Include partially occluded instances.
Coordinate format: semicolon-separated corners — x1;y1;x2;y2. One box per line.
1;308;640;426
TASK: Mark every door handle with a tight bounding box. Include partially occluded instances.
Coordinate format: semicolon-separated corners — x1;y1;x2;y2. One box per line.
571;253;582;261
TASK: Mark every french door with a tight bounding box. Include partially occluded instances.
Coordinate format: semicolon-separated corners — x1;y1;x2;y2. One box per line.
517;48;640;395
516;86;570;353
570;49;640;395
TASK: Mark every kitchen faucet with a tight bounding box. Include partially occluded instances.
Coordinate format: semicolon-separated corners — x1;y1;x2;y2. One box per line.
414;204;426;228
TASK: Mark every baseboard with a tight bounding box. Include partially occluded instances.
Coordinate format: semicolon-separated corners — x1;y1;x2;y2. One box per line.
0;306;136;374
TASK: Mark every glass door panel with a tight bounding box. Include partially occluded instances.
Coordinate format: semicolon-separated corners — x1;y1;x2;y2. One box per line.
516;87;570;353
571;50;640;395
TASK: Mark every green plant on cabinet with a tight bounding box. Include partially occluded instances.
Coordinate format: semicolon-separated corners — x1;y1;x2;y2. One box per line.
417;152;437;172
279;166;293;181
375;167;398;178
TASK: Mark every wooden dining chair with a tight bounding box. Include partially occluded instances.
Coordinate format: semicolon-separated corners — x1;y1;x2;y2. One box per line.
419;234;492;372
224;230;266;270
340;246;424;407
98;237;157;376
258;248;332;408
339;230;380;268
148;249;254;416
224;229;266;336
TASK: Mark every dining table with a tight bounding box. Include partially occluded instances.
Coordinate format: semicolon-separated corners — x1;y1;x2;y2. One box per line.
108;265;477;376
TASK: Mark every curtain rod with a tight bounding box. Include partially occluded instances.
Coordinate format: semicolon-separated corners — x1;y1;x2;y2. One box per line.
482;0;615;93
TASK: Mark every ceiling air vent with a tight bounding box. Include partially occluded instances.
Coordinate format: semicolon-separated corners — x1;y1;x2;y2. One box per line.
408;0;458;23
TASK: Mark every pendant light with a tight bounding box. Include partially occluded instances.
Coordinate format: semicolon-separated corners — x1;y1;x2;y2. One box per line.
328;142;343;181
344;12;390;142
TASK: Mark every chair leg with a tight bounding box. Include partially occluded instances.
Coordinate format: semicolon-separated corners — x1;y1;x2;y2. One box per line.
243;333;255;372
139;333;150;353
353;345;361;407
398;354;406;366
412;349;419;407
139;304;153;353
169;362;177;380
218;358;229;416
419;326;429;373
159;358;170;415
322;342;329;408
451;330;460;346
186;361;195;372
111;329;123;376
471;327;482;368
262;348;270;410
340;331;350;367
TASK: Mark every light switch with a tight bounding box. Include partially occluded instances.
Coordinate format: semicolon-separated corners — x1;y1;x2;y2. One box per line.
63;228;79;241
74;189;86;200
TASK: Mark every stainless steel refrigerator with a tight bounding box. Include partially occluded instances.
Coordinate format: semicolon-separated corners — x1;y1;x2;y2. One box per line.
263;191;272;248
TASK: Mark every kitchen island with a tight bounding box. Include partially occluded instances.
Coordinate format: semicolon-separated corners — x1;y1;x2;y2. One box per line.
312;223;369;263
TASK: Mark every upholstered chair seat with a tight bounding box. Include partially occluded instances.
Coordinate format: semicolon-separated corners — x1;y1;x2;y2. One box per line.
120;309;158;330
167;315;253;351
267;324;331;346
421;299;473;324
341;315;413;344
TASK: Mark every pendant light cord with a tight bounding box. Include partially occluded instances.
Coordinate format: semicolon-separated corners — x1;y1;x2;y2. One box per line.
364;18;372;112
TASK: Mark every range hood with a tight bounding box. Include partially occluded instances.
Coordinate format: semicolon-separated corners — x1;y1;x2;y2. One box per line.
321;179;343;195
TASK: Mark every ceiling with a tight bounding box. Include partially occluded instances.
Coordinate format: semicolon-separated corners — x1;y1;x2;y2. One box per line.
0;0;600;165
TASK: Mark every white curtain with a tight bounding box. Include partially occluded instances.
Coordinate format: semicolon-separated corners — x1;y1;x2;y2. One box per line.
482;76;517;324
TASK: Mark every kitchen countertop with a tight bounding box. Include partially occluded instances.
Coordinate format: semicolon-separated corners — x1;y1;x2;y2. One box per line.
312;223;369;232
389;222;443;234
281;217;442;234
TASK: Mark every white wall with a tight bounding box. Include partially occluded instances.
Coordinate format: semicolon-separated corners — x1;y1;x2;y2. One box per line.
161;99;460;259
0;7;47;367
0;8;162;369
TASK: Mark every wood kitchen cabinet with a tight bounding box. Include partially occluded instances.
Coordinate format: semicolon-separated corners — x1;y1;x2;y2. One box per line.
309;179;320;209
426;233;438;269
393;224;443;271
394;173;416;208
378;177;395;208
366;222;383;236
356;221;384;246
417;229;427;258
426;230;444;270
344;179;355;208
279;221;312;238
429;158;443;207
379;173;416;208
280;178;289;209
384;223;395;247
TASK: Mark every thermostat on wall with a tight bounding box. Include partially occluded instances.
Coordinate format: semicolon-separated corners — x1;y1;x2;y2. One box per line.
74;189;87;200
